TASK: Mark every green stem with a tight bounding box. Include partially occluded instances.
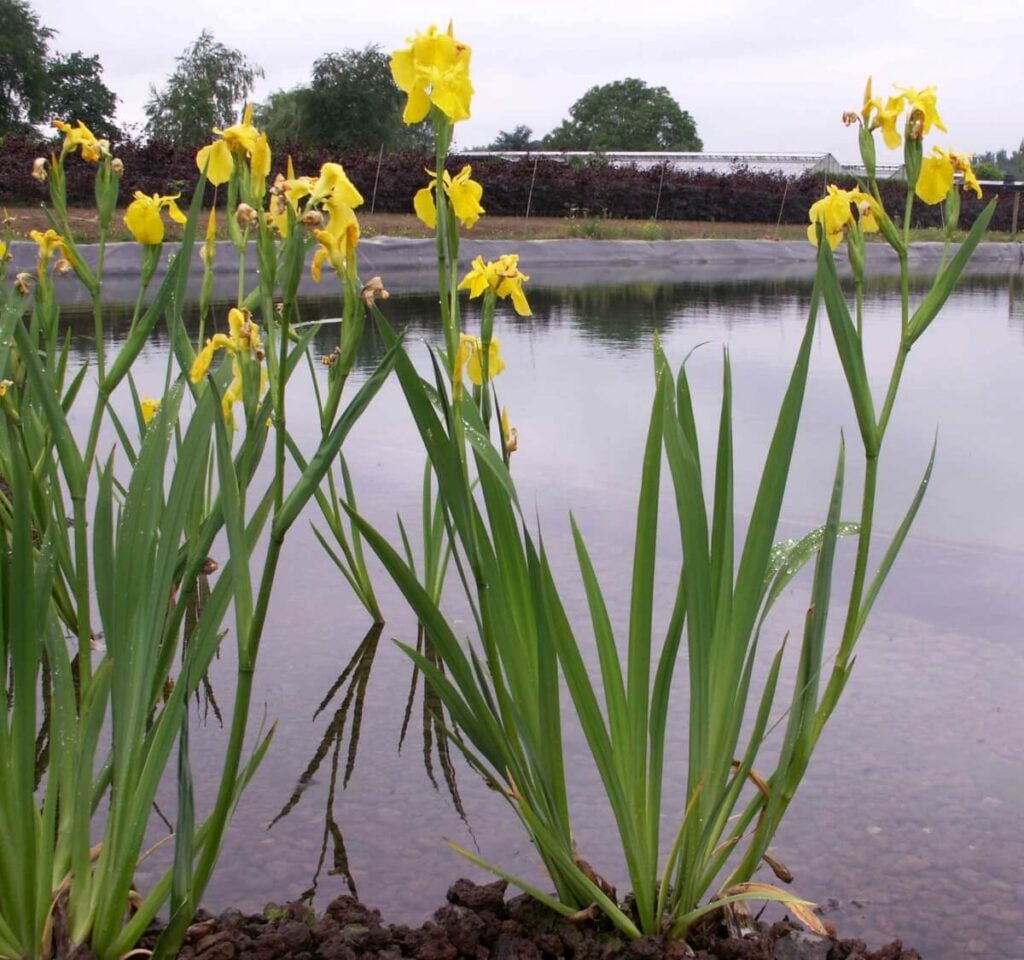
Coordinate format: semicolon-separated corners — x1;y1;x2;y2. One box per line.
93;233;107;382
190;530;282;898
839;453;877;666
876;341;909;440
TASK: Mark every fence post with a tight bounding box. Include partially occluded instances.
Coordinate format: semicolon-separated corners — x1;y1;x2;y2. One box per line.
653;163;667;221
370;144;384;215
525;155;539;219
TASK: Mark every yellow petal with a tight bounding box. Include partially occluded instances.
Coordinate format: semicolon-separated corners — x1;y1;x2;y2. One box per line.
124;197;163;245
403;85;432;124
916;153;954;205
251;133;272;180
166;197;187;225
197;140;234;186
414;185;437;228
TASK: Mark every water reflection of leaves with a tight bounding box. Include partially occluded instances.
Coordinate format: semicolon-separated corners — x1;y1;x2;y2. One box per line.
398;625;465;821
269;623;384;901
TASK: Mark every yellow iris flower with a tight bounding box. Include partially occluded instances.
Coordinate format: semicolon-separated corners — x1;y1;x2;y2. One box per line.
196;104;270;187
29;228;68;274
308;171;363;282
311;203;360;283
390;22;473;124
308;162;364;209
807;185;880;250
140;398;161;424
414;165;485;229
124;191;187;245
458;254;532;316
455;332;506;386
915;148;983;206
189;307;266;427
52;119;107;162
897;85;946;139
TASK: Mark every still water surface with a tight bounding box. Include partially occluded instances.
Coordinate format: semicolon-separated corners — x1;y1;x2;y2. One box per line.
81;271;1022;959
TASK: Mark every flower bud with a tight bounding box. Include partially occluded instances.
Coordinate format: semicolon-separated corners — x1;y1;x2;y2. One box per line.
32;157;48;182
111;157;124;176
235;203;258;228
361;276;390;305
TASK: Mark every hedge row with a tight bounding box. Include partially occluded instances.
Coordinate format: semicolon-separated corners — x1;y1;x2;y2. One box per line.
0;134;1014;231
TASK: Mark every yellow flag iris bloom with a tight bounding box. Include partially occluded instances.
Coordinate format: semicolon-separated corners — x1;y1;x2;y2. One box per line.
311;203;360;283
897;85;946;139
52;119;107;162
916;148;983;205
309;162;364;209
140;398;161;424
306;168;364;282
455;332;506;386
414;165;485;229
458;254;532;316
189;307;266;427
196;104;270;187
29;228;68;274
124;191;187;245
390;23;473;124
863;92;907;150
806;185;880;250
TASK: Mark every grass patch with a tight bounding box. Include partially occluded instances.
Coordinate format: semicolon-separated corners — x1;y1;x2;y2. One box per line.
2;207;1016;245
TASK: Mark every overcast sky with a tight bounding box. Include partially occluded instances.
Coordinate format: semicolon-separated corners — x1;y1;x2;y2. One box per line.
29;0;1024;161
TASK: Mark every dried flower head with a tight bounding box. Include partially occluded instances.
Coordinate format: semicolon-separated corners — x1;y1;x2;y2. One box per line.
361;276;390;305
235;203;258;228
32;157;48;182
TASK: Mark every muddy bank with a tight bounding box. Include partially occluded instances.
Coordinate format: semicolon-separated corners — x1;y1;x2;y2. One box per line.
149;878;922;960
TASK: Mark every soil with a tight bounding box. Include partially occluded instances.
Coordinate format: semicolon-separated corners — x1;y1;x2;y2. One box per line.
140;878;921;960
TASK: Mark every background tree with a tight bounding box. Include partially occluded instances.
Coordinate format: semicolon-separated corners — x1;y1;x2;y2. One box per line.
44;51;119;139
543;78;702;151
144;30;263;145
0;0;53;134
484;125;542;150
973;142;1024;179
253;87;311;147
257;45;429;152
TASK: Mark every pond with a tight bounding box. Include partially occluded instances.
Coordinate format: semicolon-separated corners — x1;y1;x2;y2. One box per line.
74;269;1023;960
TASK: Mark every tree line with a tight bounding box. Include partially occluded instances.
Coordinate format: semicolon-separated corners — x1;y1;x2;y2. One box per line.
3;0;1020;167
1;0;702;152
